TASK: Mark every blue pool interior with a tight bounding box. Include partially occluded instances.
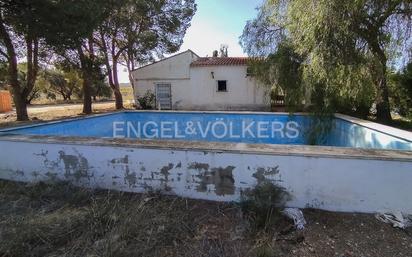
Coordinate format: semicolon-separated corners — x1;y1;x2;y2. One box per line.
0;111;411;151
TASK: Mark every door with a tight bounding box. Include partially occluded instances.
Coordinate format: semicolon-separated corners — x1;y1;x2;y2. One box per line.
155;83;172;110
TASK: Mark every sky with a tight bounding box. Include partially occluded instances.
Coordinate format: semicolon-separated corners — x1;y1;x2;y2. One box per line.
118;0;263;83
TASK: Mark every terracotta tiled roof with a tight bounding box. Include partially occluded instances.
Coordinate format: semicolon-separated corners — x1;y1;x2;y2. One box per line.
190;57;250;67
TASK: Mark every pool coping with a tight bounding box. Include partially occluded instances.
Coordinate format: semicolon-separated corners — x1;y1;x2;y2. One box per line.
0;133;411;162
0;110;411;162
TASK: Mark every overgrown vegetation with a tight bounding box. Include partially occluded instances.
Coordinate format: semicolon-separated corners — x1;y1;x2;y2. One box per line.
1;180;411;257
240;182;289;231
389;62;412;119
0;0;196;120
241;0;412;124
0;180;196;257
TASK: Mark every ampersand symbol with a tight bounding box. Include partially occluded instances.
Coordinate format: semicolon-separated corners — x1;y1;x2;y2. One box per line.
185;121;197;135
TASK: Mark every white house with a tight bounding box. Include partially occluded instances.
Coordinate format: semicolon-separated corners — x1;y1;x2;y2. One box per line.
131;50;269;111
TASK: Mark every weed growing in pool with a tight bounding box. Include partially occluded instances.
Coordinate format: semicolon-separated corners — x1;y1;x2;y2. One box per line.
304;113;334;145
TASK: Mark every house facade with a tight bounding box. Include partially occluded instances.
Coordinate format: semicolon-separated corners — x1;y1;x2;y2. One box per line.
131;50;269;111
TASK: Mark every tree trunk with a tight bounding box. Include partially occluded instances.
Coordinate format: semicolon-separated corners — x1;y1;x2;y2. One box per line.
126;56;136;95
78;46;93;114
82;76;93;114
375;75;392;122
22;37;39;101
114;88;123;109
112;57;124;109
370;41;392;122
12;89;29;121
99;29;124;109
0;14;29;121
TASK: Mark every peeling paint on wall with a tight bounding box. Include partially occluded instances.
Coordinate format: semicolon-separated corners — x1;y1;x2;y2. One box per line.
188;162;209;171
194;165;236;196
1;139;412;214
253;166;280;185
58;151;90;182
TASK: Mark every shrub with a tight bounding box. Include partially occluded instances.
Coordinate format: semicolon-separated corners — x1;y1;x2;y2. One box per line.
136;90;156;110
240;182;290;231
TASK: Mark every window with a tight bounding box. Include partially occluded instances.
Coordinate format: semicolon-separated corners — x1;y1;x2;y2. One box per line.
246;67;254;76
217;80;227;92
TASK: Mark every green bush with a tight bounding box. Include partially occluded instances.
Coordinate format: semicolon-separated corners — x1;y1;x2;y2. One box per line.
389;63;412;119
240;182;290;231
136;90;156;110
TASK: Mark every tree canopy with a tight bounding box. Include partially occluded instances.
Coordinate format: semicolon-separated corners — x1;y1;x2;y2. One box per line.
0;0;111;120
241;0;412;121
96;0;196;109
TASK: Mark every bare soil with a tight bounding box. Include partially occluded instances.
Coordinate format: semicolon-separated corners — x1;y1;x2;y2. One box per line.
0;180;411;257
0;101;132;129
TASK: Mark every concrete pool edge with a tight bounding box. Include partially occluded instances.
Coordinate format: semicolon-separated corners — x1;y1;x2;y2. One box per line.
0;133;411;162
334;113;412;142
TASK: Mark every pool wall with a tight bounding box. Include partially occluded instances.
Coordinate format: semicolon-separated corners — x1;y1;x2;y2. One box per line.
2;111;412;150
0;131;411;214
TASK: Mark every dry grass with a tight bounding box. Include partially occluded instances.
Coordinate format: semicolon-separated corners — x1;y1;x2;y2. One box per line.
0;180;251;257
120;87;134;102
0;180;411;257
0;101;136;129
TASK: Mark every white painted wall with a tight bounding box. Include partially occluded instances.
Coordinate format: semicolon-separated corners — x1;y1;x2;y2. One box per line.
132;50;197;80
132;51;270;110
1;139;411;214
189;66;269;110
132;50;198;109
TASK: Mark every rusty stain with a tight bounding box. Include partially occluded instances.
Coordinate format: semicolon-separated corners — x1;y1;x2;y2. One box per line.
196;166;236;196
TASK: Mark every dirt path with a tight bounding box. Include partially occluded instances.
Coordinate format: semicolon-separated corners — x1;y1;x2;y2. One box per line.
0;101;124;129
1;101;115;116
